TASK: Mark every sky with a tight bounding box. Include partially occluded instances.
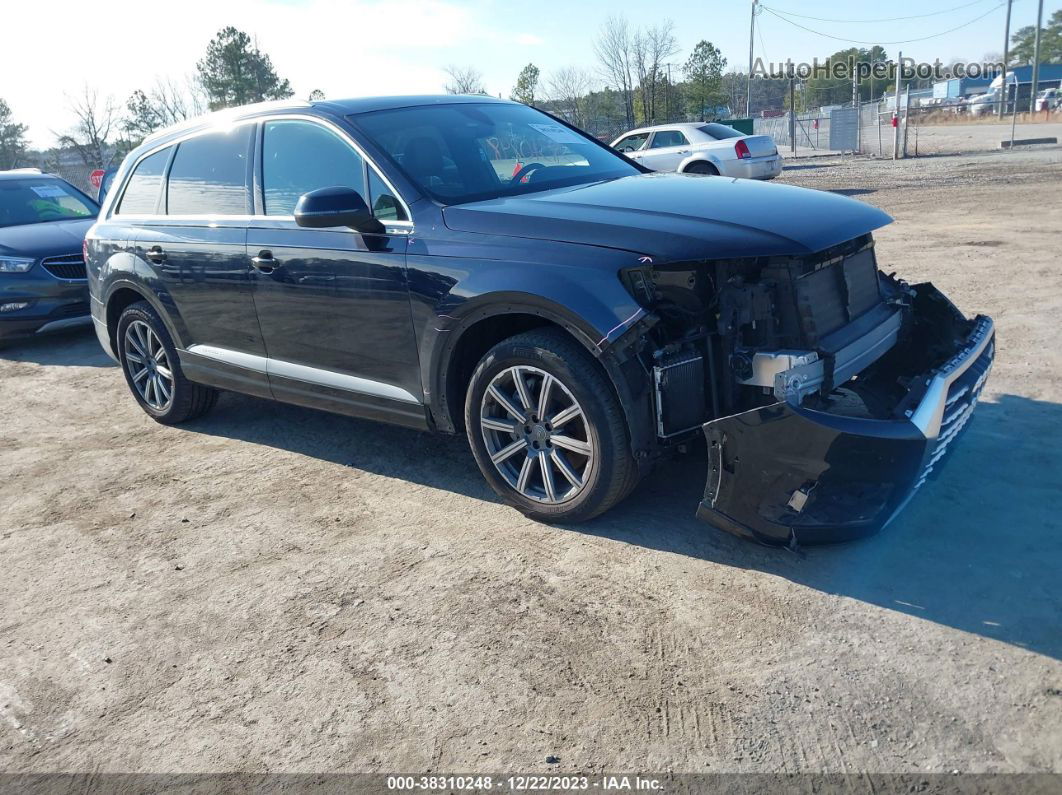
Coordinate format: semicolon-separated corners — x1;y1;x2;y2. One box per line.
4;0;1059;147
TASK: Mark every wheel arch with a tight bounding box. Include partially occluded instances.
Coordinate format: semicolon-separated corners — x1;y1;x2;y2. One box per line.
430;298;654;470
103;279;184;356
679;154;722;174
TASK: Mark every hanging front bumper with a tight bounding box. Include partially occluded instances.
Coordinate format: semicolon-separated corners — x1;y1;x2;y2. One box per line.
697;302;994;546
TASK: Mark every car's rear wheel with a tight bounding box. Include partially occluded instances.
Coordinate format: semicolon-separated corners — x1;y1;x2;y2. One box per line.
684;160;719;175
465;328;638;523
117;301;217;424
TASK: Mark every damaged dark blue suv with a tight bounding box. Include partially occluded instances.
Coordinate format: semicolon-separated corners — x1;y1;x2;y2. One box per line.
85;96;994;545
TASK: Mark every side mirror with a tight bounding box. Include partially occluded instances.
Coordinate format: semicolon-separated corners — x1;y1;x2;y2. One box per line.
294;186;384;234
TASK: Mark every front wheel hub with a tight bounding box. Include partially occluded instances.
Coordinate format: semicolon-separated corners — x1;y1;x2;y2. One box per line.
480;365;594;504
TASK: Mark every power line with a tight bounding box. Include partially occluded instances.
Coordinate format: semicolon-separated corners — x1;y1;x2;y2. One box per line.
759;2;1009;46
763;0;992;24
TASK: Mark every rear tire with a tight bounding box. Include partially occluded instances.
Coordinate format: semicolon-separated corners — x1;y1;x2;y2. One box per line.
464;328;638;523
116;301;218;424
684;161;719;175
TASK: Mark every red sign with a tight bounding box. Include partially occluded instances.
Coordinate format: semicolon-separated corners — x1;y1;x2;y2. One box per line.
89;169;105;189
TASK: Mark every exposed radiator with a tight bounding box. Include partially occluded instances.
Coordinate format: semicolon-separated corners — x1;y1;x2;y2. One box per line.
653;355;706;438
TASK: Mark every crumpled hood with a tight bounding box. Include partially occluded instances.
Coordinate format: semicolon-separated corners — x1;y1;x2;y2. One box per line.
443;172;892;261
0;218;95;260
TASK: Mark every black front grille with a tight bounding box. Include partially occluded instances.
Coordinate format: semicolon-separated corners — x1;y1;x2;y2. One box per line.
42;254;86;280
54;301;90;319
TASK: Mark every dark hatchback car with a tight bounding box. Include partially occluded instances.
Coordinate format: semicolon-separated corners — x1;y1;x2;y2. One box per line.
86;96;994;546
0;170;98;342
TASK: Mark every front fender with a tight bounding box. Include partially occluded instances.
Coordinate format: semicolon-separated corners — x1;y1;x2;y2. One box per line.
410;246;656;460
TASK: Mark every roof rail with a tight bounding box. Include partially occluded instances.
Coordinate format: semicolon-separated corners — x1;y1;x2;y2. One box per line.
141;99;313;146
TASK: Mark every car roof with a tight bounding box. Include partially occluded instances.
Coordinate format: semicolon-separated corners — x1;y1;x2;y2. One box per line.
0;169;54;181
619;122;712;136
318;94;514;115
136;95;518;152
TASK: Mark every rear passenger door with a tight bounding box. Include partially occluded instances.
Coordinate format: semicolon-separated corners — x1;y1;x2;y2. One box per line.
639;130;691;171
124;124;269;396
248;117;422;416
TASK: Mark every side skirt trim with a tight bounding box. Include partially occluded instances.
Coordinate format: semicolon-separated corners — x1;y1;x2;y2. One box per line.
184;344;422;405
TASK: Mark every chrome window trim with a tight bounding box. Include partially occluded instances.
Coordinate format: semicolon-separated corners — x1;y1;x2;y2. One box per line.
183;344;422;405
110;113;413;229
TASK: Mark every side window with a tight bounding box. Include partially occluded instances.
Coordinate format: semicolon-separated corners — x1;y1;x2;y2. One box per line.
368;168;408;222
650;131;689;149
262;120;365;216
167;127;252;216
615;133;648;152
117;148;170;215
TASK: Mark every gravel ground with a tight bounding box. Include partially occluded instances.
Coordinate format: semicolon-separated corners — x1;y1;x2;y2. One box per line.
905;120;1062;155
2;147;1061;775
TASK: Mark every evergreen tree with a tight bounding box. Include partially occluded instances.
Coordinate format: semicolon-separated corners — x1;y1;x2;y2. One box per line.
197;27;294;111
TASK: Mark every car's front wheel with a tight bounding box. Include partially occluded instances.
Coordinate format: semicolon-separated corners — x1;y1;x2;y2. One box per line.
116;301;218;424
465;329;638;523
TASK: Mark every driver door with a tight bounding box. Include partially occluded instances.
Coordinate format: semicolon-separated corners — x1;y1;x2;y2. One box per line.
613;132;650;164
248;118;422;415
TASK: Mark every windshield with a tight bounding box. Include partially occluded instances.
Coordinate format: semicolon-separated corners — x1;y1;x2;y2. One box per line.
0;177;98;228
698;123;743;140
351;103;639;205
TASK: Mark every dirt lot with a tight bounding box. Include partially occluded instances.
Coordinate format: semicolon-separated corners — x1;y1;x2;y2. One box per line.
895;119;1062;156
2;147;1061;776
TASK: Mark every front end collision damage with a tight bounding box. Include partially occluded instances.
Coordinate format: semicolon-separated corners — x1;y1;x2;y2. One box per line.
700;286;994;545
609;233;995;545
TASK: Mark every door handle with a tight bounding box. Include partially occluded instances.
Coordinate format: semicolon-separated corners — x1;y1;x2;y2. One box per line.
250;250;278;274
678;150;690;154
145;245;165;264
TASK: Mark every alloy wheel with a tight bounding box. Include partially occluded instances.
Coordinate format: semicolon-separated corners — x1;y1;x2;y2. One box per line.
480;365;594;504
124;320;174;411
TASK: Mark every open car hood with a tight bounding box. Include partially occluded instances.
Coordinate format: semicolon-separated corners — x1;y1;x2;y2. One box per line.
442;172;892;261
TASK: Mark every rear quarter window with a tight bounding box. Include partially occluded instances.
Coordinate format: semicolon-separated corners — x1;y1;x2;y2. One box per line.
167;127;252;216
116;148;171;215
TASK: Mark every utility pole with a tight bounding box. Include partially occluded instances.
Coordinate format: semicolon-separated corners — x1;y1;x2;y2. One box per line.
789;76;796;156
999;0;1013;117
1030;0;1045;113
747;0;758;118
893;51;903;160
852;58;861;154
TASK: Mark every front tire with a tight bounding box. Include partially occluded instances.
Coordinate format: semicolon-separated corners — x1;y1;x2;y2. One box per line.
116;301;217;424
464;329;638;523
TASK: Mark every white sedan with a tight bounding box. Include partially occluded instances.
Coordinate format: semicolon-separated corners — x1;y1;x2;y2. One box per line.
611;122;782;180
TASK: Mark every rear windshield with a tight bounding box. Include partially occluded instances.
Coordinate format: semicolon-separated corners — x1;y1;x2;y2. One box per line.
698;123;744;140
351;102;638;205
0;177;98;228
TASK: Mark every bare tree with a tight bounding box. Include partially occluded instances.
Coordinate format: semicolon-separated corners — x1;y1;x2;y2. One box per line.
594;16;636;127
55;86;121;169
545;66;595;127
443;65;486;95
155;76;208;121
120;76;207;146
633;21;679;123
